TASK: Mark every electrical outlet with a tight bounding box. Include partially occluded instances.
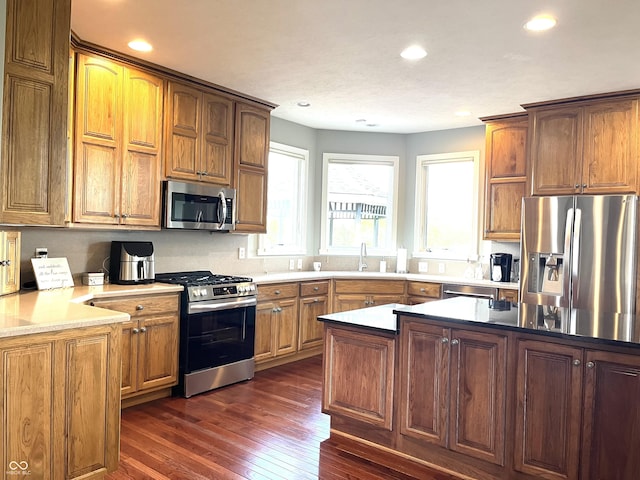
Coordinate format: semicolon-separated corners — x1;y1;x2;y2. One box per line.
289;259;295;270
238;247;246;259
297;258;303;270
438;263;445;274
418;261;428;273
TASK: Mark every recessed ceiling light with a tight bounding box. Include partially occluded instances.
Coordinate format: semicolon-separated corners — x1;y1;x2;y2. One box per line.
455;111;471;117
355;118;367;123
366;123;379;128
524;14;557;31
297;101;311;107
128;39;153;52
400;45;427;60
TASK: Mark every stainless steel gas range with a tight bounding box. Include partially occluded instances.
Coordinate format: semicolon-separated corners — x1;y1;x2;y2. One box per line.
155;271;257;398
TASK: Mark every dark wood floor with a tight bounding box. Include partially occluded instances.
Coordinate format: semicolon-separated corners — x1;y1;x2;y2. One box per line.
106;356;461;480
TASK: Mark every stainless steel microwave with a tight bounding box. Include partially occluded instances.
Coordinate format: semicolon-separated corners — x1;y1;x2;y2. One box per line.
163;180;236;231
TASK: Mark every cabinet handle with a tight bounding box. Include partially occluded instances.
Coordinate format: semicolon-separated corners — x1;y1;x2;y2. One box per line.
272;308;278;313
140;327;147;333
114;213;120;219
313;298;319;303
451;338;460;345
136;305;144;311
573;359;581;366
274;290;281;295
121;213;128;219
420;288;426;292
441;337;449;344
132;328;140;334
575;184;580;189
89;301;95;307
202;171;208;176
313;286;319;291
196;171;202;175
582;184;587;188
5;260;10;266
0;260;6;266
586;361;595;369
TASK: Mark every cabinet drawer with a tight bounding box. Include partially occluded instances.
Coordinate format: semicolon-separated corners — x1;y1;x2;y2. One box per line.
89;294;179;317
407;282;441;298
258;282;298;301
300;281;329;297
334;279;405;295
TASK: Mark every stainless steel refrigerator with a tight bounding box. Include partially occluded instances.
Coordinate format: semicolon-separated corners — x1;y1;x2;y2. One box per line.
520;195;638;315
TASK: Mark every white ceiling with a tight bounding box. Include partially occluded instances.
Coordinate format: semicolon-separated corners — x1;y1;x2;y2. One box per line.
71;0;640;134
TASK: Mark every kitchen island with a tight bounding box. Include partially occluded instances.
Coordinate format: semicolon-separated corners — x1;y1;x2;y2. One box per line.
319;298;640;480
0;282;182;480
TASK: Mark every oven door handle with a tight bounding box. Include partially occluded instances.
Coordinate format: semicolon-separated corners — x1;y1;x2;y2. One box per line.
187;296;257;315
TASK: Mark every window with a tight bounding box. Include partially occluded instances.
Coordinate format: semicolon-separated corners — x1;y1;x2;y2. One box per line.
321;153;399;255
414;150;481;259
258;142;308;255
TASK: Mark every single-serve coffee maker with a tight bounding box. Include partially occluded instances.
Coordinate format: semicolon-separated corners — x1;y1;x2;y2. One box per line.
110;241;155;284
490;253;513;282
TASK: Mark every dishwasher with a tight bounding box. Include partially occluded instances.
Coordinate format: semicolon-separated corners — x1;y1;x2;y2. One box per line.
442;283;498;300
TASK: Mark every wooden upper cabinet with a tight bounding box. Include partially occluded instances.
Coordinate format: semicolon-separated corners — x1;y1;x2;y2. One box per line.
234;101;271;233
73;54;163;227
482;114;528;241
164;81;233;186
527;96;639;195
1;0;71;225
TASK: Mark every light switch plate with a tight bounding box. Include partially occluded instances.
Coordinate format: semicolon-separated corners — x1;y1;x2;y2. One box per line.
297;258;303;269
418;261;428;273
238;247;246;259
438;263;445;273
289;259;295;270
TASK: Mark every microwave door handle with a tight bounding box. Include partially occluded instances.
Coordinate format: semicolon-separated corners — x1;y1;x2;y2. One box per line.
196;209;202;223
217;192;227;230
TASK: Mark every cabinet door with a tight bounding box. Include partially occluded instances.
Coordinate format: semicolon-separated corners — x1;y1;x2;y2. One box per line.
399;320;449;447
165;81;201;181
275;298;298;356
369;294;406;307
449;329;507;466
1;341;55;478
484;117;528;240
73;54;123;224
1;0;70;225
298;295;328;350
136;314;178;392
514;339;583;480
333;294;369;313
235;167;267;233
582;99;638;194
121;67;163;226
530;107;583;195
323;326;395;430
0;231;21;295
119;319;137;396
234;102;270;169
581;350;640;480
201;92;234;185
255;301;275;362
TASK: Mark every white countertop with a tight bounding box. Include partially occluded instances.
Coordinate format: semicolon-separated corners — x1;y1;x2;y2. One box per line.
0;283;183;339
251;270;519;289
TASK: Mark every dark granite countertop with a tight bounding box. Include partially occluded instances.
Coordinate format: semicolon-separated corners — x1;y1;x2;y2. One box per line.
319;297;640;348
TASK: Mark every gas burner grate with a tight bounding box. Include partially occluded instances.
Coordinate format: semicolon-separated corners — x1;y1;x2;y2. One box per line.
156;271;253;287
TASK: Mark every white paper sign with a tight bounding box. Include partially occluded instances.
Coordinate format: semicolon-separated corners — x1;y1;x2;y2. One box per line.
31;257;75;290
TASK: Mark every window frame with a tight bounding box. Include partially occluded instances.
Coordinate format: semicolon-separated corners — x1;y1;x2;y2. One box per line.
413;150;481;260
320;152;400;256
257;141;309;256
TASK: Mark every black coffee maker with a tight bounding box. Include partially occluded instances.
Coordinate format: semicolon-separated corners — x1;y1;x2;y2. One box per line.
490;253;513;282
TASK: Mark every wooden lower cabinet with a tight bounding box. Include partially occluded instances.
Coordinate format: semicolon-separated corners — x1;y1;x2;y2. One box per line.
298;280;329;350
0;324;121;479
322;324;395;430
255;283;299;363
333;279;406;312
514;339;583;480
399;319;507;466
406;281;442;305
88;293;179;401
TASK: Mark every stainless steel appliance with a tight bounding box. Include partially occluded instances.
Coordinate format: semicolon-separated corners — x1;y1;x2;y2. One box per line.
109;241;155;284
442;283;498;300
520;195;638;315
490;253;512;282
155;270;257;398
163;180;236;231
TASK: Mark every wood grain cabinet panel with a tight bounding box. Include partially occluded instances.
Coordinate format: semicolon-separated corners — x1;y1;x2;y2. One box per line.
0;325;121;480
513;340;583;480
333;280;406;312
406;281;441;305
298;281;330;350
323;325;395;430
74;53;163;227
1;0;71;225
581;350;640;480
255;283;299;363
528;97;639;195
164;81;233;186
0;231;21;296
482;115;528;241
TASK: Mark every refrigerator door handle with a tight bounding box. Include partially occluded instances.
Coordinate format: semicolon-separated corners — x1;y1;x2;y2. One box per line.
563;208;575;300
571;208;582;300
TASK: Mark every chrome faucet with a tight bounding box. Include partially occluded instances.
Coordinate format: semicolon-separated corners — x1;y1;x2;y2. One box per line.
358;242;368;271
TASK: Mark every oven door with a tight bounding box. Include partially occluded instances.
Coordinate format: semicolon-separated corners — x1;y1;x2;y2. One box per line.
182;298;256;374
